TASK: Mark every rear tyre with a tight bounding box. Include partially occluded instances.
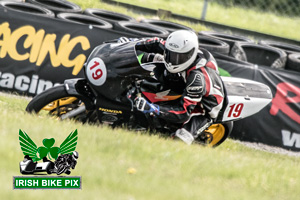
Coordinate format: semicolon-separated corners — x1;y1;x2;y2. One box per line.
195;121;233;147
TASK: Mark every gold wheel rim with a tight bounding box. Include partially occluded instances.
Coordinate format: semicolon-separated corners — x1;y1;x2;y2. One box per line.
205;124;226;147
42;97;78;111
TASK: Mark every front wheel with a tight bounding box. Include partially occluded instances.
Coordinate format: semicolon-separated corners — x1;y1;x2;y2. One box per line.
56;164;68;175
195;121;233;147
26;85;90;122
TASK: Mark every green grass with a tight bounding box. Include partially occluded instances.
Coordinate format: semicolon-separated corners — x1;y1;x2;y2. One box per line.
70;0;209;32
1;93;300;200
106;0;300;40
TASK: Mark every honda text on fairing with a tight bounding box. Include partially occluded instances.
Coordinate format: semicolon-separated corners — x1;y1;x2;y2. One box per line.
26;38;273;147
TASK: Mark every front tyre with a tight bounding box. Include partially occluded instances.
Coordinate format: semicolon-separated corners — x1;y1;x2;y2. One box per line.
26;85;88;121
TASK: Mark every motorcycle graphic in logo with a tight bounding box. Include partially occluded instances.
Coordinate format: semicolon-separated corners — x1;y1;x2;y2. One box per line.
19;129;79;175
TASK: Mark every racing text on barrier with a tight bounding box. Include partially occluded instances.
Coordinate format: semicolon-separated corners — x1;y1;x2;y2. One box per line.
0;22;90;75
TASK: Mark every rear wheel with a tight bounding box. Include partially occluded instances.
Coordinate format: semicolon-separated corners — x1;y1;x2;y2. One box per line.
26;85;90;122
195;122;233;147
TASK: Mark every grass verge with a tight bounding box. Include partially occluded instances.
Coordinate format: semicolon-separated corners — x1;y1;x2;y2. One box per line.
110;0;299;40
1;93;300;200
69;0;209;32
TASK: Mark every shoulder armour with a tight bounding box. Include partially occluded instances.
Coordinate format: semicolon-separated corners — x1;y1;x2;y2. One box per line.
186;70;206;97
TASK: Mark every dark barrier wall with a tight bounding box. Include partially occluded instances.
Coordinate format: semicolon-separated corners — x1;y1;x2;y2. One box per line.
218;59;300;151
0;7;136;95
1;7;300;151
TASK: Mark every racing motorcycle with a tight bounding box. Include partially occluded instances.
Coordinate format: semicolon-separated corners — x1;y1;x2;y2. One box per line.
26;41;273;147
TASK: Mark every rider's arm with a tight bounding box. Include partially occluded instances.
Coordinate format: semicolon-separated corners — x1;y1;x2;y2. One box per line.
136;37;165;65
158;70;206;123
136;37;165;54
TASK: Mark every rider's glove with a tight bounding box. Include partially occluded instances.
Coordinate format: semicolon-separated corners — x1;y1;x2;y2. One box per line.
141;53;164;63
145;37;164;45
135;97;160;115
153;54;164;62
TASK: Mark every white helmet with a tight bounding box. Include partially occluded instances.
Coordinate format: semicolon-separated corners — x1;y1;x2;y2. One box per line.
164;30;199;73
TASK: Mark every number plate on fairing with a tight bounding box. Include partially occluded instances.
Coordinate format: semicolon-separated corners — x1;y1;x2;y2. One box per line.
86;57;107;86
220;77;273;122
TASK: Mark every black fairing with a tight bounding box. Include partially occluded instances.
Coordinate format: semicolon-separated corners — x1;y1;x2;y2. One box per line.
85;42;151;100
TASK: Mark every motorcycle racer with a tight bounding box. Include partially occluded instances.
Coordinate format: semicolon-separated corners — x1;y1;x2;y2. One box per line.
54;151;79;175
121;30;225;145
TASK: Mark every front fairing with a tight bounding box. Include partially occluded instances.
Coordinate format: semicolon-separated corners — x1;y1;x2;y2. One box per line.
85;41;152;100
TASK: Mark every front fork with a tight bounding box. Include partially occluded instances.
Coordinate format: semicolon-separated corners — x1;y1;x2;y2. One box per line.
61;78;97;121
64;78;96;110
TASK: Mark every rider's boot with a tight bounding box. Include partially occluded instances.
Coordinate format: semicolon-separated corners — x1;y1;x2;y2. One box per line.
175;115;212;145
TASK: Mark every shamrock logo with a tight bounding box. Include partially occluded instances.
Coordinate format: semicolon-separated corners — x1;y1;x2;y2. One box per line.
37;138;60;160
19;130;78;162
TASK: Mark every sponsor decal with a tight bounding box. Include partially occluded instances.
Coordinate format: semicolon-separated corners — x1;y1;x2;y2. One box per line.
99;107;123;114
186;74;203;94
282;130;300;148
0;72;59;94
86;57;107;86
14;129;81;189
270;82;300;124
142;91;181;103
168;43;179;48
0;22;90;75
155;90;171;100
187;86;203;91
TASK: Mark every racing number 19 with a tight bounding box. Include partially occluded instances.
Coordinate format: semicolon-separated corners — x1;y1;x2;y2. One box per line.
90;61;103;80
228;103;244;118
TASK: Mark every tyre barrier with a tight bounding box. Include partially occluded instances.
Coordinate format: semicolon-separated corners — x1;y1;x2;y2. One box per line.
140;19;193;33
0;0;23;2
199;31;253;49
198;35;230;55
57;13;113;29
0;1;54;17
230;42;287;69
114;21;169;38
26;0;81;15
286;53;300;72
259;40;300;55
84;8;136;25
213;52;254;67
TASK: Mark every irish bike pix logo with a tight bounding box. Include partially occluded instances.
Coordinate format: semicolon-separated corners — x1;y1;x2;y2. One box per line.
13;129;81;189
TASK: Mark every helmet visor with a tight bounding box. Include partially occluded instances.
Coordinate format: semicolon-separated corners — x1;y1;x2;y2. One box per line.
164;48;195;65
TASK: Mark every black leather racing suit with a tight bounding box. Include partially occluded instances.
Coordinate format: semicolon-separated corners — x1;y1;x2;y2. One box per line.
136;38;225;136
